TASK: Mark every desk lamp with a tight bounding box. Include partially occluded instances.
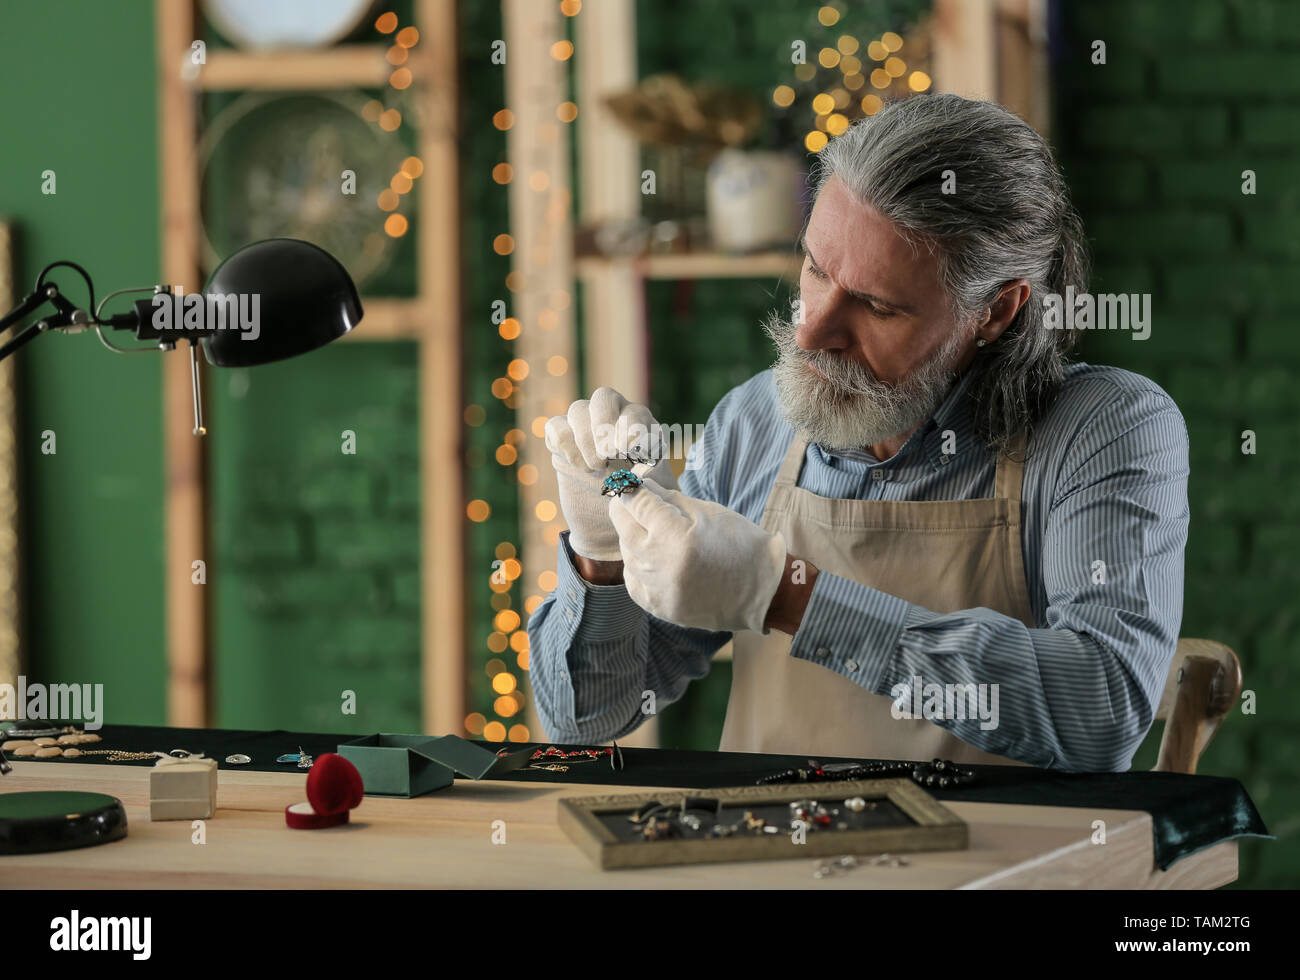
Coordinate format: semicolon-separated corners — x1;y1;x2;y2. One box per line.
0;237;362;434
0;238;362;853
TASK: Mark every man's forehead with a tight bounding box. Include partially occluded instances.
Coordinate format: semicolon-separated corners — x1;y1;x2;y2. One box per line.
804;177;937;307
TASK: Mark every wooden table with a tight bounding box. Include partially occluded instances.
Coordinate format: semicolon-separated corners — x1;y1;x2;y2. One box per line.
1;761;1237;888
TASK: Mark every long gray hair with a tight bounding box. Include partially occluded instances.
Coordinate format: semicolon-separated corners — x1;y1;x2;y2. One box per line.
810;94;1089;455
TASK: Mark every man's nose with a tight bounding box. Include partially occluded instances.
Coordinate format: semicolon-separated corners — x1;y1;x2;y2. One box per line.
796;294;854;352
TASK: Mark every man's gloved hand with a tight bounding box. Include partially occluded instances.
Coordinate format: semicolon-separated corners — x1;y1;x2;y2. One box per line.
610;477;787;634
545;387;678;562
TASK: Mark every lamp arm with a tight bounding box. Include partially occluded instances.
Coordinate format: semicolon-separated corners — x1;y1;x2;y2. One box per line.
0;260;100;361
0;321;47;362
0;288;48;335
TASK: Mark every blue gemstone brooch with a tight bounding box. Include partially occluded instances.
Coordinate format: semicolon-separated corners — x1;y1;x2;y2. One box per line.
601;468;643;497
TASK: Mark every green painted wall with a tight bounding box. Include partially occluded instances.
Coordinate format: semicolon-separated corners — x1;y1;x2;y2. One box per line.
1056;0;1298;889
0;0;165;722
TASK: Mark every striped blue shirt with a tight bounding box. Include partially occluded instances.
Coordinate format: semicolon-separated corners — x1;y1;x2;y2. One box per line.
528;362;1189;771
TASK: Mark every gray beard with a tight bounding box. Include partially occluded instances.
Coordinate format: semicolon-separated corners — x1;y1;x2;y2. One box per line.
762;308;970;452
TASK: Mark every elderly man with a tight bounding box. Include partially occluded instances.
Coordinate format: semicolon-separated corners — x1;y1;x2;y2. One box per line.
528;94;1188;772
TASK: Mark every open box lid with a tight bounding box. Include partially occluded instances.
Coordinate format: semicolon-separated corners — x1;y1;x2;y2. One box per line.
409;735;534;780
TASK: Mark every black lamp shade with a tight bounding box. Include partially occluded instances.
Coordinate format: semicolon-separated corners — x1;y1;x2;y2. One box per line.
200;238;362;367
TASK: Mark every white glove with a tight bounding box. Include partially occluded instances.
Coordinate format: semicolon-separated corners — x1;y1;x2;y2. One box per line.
609;477;787;634
545;387;678;562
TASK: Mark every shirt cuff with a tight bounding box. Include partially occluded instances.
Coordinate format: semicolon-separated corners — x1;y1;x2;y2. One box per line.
788;569;911;692
556;531;647;636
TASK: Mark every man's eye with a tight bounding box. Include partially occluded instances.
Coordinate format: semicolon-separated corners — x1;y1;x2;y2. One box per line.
866;303;894;318
807;262;828;280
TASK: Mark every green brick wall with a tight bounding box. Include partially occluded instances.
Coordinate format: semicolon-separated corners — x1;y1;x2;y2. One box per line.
1057;0;1300;888
210;343;422;734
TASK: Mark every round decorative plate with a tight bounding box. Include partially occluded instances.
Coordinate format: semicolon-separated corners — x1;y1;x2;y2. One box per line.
200;91;411;291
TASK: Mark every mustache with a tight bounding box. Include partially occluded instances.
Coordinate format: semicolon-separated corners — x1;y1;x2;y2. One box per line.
761;309;886;398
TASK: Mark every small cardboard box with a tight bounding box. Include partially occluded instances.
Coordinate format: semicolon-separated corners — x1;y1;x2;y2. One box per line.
337;733;534;798
149;756;218;821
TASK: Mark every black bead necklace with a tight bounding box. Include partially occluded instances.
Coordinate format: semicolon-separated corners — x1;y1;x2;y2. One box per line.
757;757;977;790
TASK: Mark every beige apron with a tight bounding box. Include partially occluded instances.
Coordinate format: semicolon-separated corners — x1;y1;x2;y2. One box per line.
718;429;1035;766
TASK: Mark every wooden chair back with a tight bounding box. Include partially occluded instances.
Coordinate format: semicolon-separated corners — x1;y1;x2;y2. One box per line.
1152;638;1242;774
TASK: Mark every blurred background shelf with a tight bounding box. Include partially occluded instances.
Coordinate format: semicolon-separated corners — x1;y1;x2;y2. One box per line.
576;251;802;281
197;46;394;90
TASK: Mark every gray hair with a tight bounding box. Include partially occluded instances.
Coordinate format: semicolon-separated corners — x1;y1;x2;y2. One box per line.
810;94;1089;455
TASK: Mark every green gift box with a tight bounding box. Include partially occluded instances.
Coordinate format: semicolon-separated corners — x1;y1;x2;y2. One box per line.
337;733;534;798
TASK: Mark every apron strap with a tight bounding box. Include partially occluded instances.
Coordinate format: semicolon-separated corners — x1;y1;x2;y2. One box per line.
993;429;1029;501
775;432;809;488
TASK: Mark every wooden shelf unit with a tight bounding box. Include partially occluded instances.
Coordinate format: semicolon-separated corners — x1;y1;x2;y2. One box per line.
154;0;464;734
576;251;802;282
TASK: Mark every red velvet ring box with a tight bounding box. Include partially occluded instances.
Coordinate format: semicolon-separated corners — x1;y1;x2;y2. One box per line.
285;753;364;829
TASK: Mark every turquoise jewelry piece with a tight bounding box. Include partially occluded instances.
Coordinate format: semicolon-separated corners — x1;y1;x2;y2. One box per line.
276;746;313;768
601;468;642;497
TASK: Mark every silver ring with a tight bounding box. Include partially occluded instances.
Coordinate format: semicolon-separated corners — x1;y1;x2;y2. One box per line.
225;753;251;765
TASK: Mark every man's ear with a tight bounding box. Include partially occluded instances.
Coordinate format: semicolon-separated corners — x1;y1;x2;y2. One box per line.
979;279;1031;343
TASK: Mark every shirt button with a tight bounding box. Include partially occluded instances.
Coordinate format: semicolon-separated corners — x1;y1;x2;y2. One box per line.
567;588;578;600
846;659;859;671
939;454;951;465
565;609;575;620
871;470;884;482
814;646;830;658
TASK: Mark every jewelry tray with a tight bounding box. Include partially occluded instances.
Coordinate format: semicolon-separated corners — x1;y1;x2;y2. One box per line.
558;778;967;870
